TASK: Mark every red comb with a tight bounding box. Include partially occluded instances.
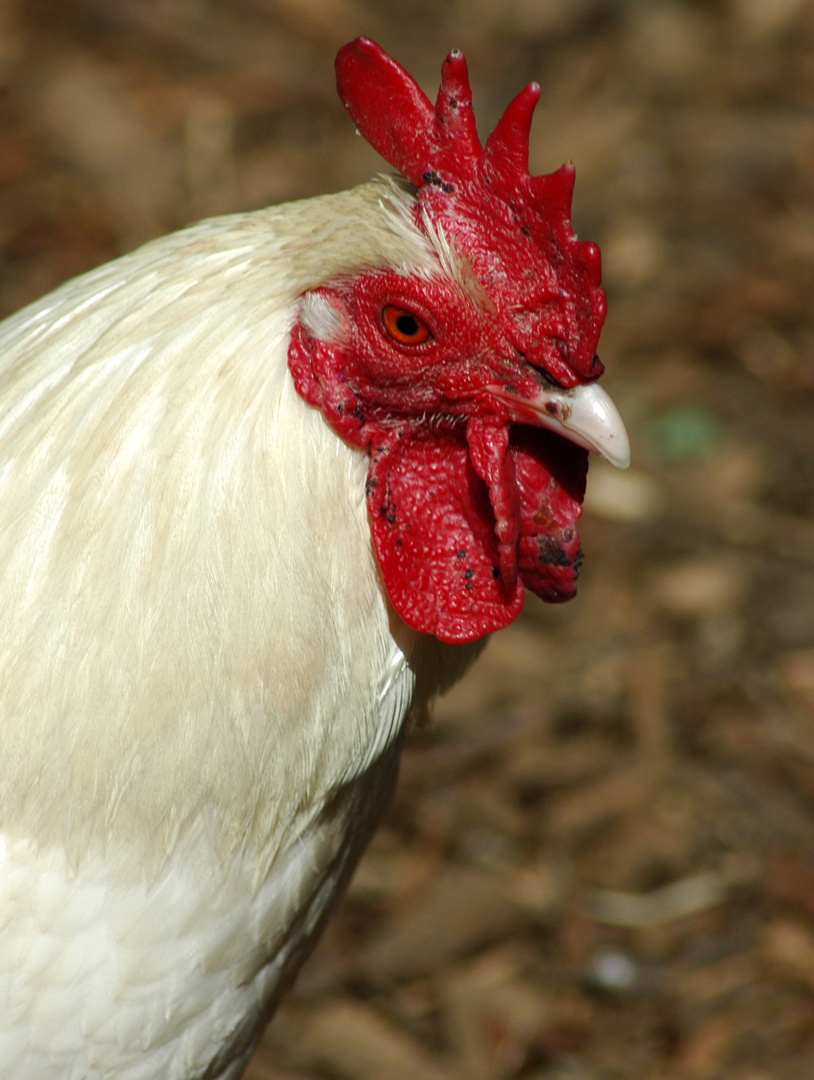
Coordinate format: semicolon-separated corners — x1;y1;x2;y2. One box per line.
336;39;561;207
335;38;605;385
335;40;481;189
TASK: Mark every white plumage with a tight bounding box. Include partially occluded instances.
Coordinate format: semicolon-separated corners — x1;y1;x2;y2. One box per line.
0;177;479;1077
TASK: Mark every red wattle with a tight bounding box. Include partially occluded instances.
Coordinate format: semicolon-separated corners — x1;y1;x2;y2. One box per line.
365;424;524;643
512;427;587;604
465;416;518;593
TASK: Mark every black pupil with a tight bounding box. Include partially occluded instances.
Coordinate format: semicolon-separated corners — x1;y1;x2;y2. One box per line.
395;313;420;338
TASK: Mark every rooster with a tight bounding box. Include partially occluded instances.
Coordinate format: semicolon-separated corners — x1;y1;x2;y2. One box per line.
0;38;628;1080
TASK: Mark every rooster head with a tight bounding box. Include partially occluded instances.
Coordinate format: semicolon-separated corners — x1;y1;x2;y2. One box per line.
288;38;629;644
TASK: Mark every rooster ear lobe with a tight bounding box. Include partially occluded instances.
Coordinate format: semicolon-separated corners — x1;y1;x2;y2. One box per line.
336;38;436;188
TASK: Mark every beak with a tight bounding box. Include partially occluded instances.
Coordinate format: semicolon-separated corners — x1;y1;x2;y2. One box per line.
525;381;631;469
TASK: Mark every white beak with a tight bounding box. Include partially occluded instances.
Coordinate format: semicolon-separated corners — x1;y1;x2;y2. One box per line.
526;381;631;469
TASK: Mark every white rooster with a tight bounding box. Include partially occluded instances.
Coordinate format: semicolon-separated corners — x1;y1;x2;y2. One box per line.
0;38;629;1079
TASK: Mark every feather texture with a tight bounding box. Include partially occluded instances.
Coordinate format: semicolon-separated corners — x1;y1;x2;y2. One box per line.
0;176;479;1076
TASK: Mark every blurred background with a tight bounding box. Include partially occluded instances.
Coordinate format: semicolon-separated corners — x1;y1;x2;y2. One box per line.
2;1;813;1077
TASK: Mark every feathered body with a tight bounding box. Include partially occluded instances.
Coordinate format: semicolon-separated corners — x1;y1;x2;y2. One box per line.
0;178;477;1077
0;39;627;1079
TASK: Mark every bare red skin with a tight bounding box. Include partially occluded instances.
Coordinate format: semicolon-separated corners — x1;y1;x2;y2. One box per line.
288;39;607;643
288;269;587;643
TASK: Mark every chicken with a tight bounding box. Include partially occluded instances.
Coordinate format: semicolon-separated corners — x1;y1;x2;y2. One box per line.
0;37;629;1080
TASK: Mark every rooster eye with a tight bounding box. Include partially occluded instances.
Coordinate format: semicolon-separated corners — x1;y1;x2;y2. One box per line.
381;305;432;345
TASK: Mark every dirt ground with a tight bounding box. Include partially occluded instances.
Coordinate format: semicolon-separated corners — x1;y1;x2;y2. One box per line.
2;2;814;1077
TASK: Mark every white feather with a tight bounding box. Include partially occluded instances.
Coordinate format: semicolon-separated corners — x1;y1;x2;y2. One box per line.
0;175;480;1076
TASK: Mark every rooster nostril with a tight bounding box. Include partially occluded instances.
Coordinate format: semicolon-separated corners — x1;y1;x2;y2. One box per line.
529;363;564;390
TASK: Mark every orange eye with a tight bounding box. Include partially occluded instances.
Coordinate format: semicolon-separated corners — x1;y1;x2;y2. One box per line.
381;305;432;345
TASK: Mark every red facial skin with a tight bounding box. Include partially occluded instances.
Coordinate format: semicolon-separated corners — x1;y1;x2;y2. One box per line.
288;268;588;643
289;38;609;643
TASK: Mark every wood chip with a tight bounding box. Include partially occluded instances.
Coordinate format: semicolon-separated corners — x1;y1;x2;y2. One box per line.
629;642;673;778
587;871;728;928
676;954;756;1008
760;920;814;990
584;462;664;523
362;866;529;983
674;1015;734;1079
295;1000;453;1080
546;763;649;839
652;558;746;619
777;647;814;712
440;949;553;1080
